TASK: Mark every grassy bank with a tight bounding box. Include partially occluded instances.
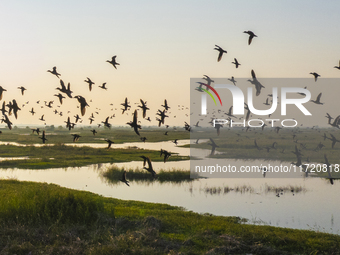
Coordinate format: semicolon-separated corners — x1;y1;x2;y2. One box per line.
102;165;200;184
0;180;339;254
0;144;188;169
0;126;190;144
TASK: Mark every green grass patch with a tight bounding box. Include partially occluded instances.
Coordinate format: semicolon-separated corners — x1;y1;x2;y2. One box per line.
0;180;339;254
0;144;188;169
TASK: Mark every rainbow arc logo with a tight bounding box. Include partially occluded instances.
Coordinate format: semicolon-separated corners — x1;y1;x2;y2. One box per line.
196;83;223;106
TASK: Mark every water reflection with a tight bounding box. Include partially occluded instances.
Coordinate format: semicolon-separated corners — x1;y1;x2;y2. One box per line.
0;139;339;235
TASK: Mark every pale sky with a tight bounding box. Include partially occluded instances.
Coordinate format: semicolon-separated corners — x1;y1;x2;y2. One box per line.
0;1;340;127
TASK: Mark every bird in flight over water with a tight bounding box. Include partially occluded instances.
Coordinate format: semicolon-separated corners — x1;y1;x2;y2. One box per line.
120;171;130;186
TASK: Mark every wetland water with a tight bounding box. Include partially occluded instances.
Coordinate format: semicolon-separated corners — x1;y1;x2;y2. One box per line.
0;140;339;235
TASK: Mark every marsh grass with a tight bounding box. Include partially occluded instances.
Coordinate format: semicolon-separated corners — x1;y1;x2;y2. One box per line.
0;126;190;144
0;180;339;254
0;144;189;169
190;127;340;179
103;165;199;184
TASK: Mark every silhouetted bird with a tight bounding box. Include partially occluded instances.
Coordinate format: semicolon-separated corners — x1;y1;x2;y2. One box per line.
208;138;218;155
248;69;264;96
74;114;81;123
0;101;7;115
56;80;73;98
120;171;129;186
311;93;323;105
161;99;170;111
0;86;6;100
160;149;171;162
84;77;95;91
328;115;340;129
74;95;89;116
1;114;12;130
228;76;237;86
127;110;141;136
140;156;156;177
310;72;320;82
17;86;26;95
39;131;47;144
214;45;227;62
232;58;241;68
12;100;21;119
334;60;340;70
90;129;97;136
138;99;150;118
140;137;147;143
65;117;72;130
47;66;60;78
54;93;65;104
102;117;111;129
99;83;108;90
31;128;40;135
121;97;131;114
29;107;35;115
105;139;114;149
327;134;340;149
71;134;81;142
243;31;257;45
106;56;119;69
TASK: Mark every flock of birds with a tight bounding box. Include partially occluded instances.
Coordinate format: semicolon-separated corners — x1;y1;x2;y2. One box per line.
193;30;340;186
0;55;188;187
0;30;339;187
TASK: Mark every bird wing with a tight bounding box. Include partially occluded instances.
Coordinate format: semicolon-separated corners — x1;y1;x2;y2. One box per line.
316;93;322;102
251;69;256;79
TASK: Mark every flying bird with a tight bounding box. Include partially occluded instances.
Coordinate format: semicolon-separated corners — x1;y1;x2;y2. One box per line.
126;109;141;136
311;93;323;105
248;69;265;96
17;86;26;95
84;77;95;91
138;99;150;118
208;138;219;155
99;83;108;90
74;95;89;116
121;97;131;114
39;131;47;144
120;171;130;186
214;45;227;62
334;60;340;70
105;139;114;149
140;156;156;178
231;58;241;68
310;72;320;82
54;93;65;104
47;66;61;78
106;56;120;69
0;86;7;100
161;99;170;111
243;30;257;45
